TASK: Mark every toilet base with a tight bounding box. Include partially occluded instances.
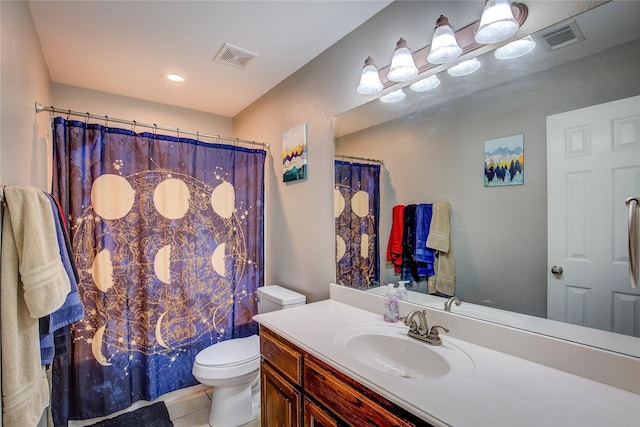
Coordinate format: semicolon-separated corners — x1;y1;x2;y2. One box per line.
208;373;260;427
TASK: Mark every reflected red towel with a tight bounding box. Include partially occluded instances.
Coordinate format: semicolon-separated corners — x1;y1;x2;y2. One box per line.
386;205;405;273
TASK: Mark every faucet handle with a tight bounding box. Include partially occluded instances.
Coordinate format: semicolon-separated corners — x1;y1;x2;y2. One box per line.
427;325;449;345
429;325;449;336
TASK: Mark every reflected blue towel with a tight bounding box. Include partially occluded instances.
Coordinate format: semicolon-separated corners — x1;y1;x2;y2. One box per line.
40;193;84;364
414;204;435;277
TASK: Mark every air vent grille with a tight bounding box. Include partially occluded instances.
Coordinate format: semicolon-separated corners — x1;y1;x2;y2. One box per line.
214;43;259;69
539;21;585;51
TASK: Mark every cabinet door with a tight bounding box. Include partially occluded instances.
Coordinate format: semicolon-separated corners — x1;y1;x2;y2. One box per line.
261;361;302;427
304;397;340;427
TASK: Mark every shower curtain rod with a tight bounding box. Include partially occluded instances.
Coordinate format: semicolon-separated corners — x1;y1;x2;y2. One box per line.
335;154;383;165
35;103;269;149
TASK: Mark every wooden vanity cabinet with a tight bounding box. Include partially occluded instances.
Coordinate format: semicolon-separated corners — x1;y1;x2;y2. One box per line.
260;327;303;427
259;326;432;427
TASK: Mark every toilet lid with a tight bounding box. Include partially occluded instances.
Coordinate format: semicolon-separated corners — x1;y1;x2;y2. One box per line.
195;334;260;367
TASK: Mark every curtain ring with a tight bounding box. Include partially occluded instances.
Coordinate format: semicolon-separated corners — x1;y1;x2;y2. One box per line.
132;120;137;133
176;128;180;139
235;138;239;147
104;115;109;127
196;131;200;141
66;109;71;120
153;124;157;135
216;135;220;144
85;112;90;125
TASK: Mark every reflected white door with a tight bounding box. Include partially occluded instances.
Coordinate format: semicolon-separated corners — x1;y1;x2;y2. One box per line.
547;95;640;336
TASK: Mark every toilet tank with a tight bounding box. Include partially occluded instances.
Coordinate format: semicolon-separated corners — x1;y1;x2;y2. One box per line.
256;285;306;314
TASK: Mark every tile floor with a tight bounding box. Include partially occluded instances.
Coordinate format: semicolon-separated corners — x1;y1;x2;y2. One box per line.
68;384;260;427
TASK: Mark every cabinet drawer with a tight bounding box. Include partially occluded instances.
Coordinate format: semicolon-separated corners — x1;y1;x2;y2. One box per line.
260;326;303;386
304;357;422;427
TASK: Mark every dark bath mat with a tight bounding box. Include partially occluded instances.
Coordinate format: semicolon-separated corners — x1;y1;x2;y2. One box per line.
86;402;174;427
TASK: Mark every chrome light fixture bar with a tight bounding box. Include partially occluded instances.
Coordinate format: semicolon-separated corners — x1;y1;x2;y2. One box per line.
362;3;527;93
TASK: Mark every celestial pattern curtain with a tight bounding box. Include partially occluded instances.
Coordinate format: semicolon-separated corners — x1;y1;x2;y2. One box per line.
50;117;265;422
334;160;380;288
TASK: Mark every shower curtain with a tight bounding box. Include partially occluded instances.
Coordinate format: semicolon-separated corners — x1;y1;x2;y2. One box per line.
334;160;380;288
50;117;265;422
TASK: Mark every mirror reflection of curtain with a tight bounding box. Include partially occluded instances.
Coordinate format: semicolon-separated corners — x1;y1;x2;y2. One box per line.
50;117;265;423
334;160;380;288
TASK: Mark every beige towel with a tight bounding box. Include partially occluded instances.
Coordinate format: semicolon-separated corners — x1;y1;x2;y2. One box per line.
426;202;455;296
426;202;450;252
1;186;71;427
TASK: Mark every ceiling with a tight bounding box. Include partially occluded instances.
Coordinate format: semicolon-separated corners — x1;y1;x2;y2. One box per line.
28;0;393;118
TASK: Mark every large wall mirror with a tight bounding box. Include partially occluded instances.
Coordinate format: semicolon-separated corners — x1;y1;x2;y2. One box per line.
333;1;640;356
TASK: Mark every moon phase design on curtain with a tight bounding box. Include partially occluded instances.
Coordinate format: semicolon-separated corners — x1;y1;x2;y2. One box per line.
334;160;380;288
50;118;265;422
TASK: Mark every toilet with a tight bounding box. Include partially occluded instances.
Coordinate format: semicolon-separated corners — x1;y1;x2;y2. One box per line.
192;285;306;427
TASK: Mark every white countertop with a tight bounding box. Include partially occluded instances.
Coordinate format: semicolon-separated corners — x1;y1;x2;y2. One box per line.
254;299;640;427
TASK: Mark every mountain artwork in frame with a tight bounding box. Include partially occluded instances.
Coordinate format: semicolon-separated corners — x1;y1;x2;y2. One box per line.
282;123;308;182
484;134;524;187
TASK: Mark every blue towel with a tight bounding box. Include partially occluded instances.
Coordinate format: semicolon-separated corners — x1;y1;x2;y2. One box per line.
414;204;435;278
39;193;84;365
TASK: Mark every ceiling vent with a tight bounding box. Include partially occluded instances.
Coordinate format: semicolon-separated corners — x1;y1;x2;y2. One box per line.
214;43;259;69
537;20;585;51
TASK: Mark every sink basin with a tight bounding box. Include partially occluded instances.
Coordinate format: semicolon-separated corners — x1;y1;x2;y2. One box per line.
335;325;474;380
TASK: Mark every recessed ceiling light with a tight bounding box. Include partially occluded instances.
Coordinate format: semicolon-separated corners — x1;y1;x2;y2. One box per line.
164;73;185;83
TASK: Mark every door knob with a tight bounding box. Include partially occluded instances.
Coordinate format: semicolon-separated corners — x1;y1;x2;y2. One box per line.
551;265;563;276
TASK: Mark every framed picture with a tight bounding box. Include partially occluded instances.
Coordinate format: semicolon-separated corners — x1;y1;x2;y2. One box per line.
484;134;524;187
282;123;308;182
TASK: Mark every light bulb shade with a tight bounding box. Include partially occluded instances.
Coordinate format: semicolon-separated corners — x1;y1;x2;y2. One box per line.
387;38;419;82
427;15;462;64
410;75;441;92
494;35;536;59
380;89;406;103
356;57;384;94
475;0;519;44
447;58;481;77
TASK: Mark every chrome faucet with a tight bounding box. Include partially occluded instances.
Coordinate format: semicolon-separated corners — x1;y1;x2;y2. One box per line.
403;309;449;346
444;296;461;312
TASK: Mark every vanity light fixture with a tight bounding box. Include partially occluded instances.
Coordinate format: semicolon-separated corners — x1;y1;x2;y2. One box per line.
379;88;406;103
409;75;441;92
164;73;185;83
356;57;384;94
387;38;419;82
446;58;481;77
427;15;462;65
494;35;536;59
475;0;520;44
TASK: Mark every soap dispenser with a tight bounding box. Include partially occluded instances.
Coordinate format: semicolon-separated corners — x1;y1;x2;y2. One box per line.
383;283;400;322
397;280;409;301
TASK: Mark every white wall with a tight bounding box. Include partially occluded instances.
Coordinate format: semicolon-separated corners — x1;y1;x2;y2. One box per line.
231;2;434;302
51;84;233;138
0;1;52;189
